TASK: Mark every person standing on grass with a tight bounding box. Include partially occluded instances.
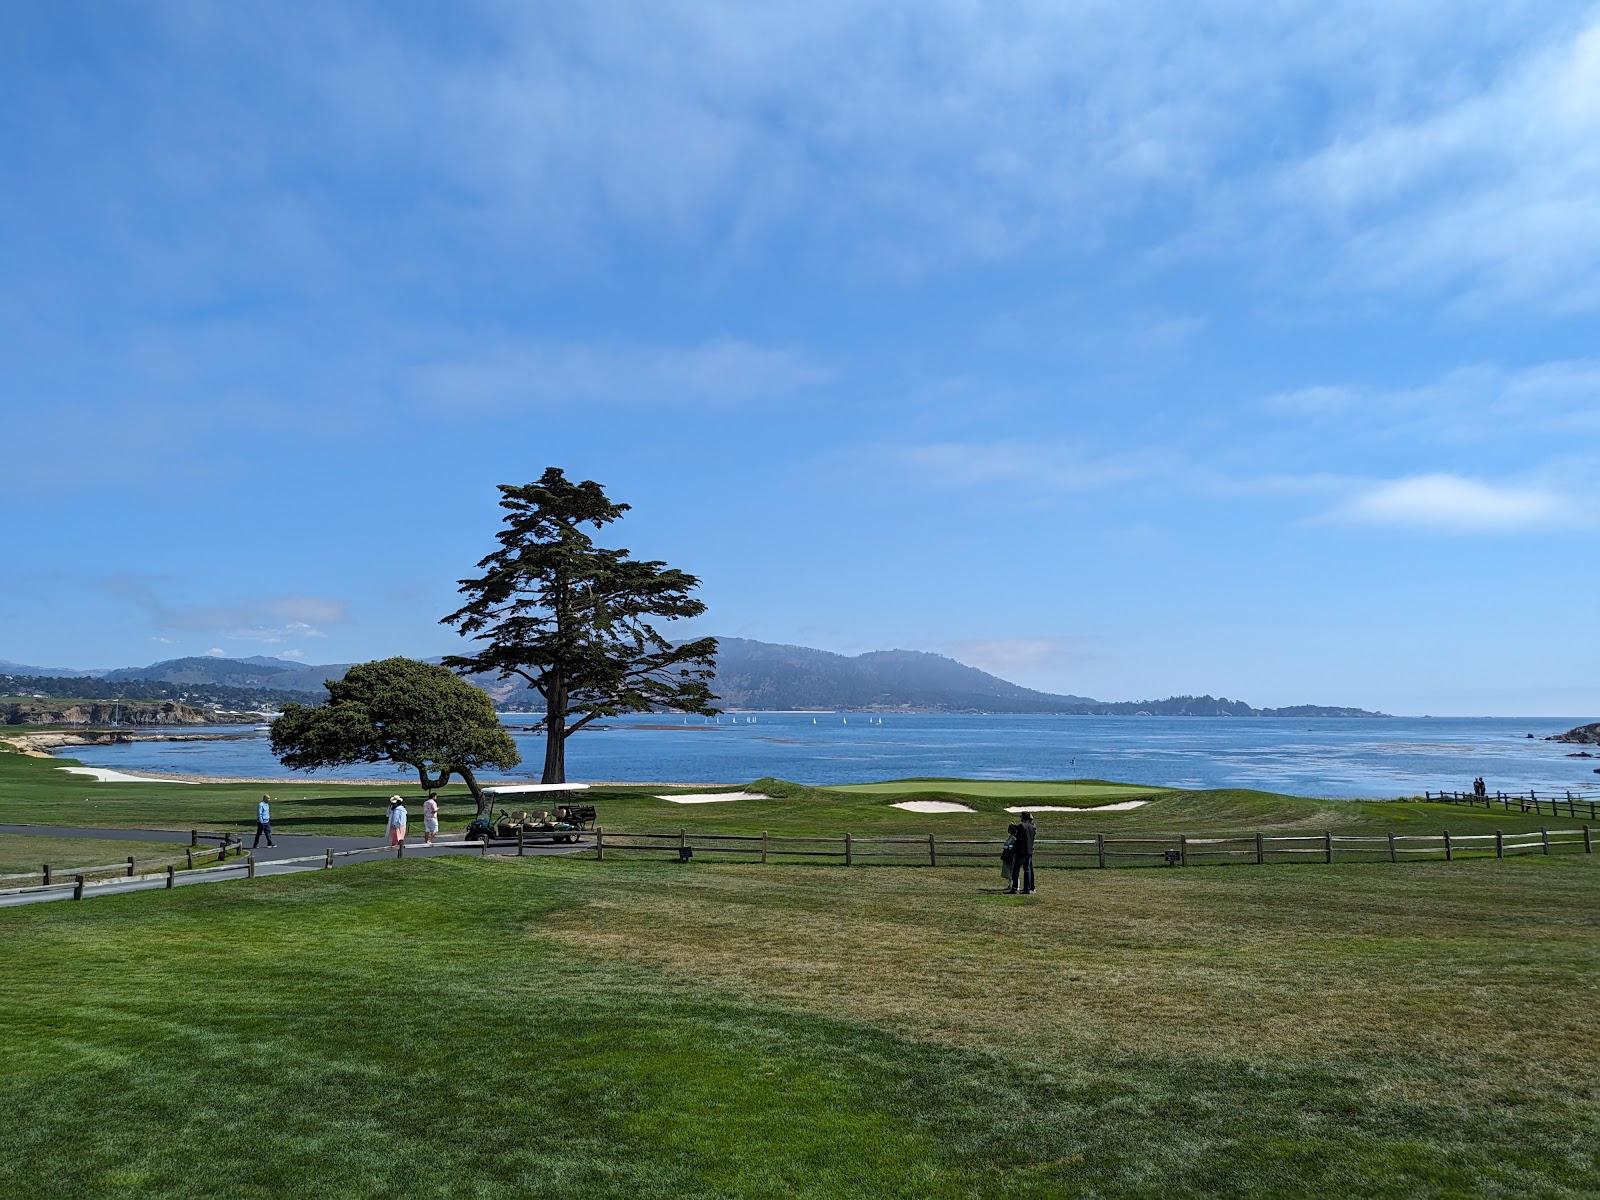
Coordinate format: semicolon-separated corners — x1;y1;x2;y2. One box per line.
387;796;408;846
1006;812;1037;895
254;794;275;848
423;792;440;845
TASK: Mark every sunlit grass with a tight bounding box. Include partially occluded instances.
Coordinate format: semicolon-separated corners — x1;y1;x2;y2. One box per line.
2;853;1596;1196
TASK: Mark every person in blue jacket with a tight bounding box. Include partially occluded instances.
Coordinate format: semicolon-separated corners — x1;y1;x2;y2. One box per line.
253;794;275;848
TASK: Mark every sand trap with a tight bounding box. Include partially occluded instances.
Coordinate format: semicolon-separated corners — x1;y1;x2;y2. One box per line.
891;800;976;814
1003;800;1150;813
657;791;770;804
55;767;198;785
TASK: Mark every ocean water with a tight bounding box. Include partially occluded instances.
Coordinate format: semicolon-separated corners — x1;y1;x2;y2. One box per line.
55;713;1600;799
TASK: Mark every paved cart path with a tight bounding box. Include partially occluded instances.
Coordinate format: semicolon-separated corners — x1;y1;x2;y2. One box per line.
0;823;587;908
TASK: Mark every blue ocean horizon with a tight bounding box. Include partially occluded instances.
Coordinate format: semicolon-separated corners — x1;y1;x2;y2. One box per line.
56;712;1600;799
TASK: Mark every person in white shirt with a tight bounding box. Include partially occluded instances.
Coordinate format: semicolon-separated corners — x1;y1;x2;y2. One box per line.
387;796;408;847
422;792;440;844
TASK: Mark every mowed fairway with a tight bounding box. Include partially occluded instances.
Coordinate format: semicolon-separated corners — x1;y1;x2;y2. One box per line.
4;749;1580;844
822;778;1161;801
2;853;1597;1198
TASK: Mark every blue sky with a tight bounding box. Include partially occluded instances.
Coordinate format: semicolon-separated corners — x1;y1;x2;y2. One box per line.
3;2;1597;715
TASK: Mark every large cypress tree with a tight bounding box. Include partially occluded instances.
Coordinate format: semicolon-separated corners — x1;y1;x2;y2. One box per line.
442;468;718;783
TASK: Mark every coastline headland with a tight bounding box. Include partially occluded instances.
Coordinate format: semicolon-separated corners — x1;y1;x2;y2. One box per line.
1;728;259;759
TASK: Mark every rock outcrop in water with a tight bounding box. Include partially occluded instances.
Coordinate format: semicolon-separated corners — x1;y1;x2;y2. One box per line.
1548;722;1600;745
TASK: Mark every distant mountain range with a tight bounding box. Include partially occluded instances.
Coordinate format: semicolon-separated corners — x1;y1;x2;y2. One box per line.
2;640;1387;717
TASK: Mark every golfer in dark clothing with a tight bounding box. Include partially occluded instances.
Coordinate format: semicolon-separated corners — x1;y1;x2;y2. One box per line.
1006;812;1037;894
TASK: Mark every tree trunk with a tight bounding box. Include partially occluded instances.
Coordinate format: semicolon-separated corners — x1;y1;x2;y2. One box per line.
542;675;567;783
459;766;490;818
416;765;452;791
542;726;566;784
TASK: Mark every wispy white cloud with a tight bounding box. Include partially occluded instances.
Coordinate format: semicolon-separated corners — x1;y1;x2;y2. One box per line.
1278;16;1600;309
1262;360;1600;442
1329;473;1580;532
889;440;1163;491
103;579;350;644
408;337;827;411
941;636;1104;687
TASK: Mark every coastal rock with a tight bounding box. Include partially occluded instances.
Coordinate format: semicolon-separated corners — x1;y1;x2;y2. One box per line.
1;699;216;727
1548;722;1600;746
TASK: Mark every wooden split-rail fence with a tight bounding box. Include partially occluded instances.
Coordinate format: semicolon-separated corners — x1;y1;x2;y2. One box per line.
1423;790;1600;820
0;828;590;902
591;826;1596;869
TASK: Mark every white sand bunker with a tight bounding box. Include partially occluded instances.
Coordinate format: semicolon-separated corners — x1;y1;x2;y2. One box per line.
891;800;976;814
657;791;770;804
56;767;198;785
1003;800;1150;813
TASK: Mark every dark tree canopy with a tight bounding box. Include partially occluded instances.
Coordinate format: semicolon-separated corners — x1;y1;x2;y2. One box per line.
442;467;718;783
269;657;519;815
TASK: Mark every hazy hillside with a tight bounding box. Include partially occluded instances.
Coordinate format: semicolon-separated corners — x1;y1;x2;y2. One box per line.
4;644;1385;716
706;638;1099;712
103;656;350;693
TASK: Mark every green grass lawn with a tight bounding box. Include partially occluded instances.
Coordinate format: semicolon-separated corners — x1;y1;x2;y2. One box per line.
1;853;1596;1197
0;747;1586;844
0;834;200;879
824;777;1162;800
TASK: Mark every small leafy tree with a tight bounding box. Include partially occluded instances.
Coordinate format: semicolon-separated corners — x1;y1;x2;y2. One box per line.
269;657;519;816
442;468;718;783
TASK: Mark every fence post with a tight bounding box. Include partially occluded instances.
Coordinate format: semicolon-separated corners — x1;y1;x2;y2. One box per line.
126;856;135;878
191;829;198;847
1495;830;1503;858
1585;825;1592;854
844;833;852;867
1388;833;1396;863
73;874;84;900
928;833;936;867
480;835;489;858
761;831;768;864
1443;830;1452;862
517;827;525;857
397;839;405;859
1541;827;1550;855
1324;831;1333;864
42;864;51;885
1096;834;1106;869
247;853;256;879
186;848;194;870
596;827;604;861
325;848;333;869
1178;833;1187;866
1254;833;1263;865
680;829;687;853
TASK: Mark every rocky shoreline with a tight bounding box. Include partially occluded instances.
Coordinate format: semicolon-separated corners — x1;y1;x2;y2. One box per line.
0;728;259;759
1547;722;1600;746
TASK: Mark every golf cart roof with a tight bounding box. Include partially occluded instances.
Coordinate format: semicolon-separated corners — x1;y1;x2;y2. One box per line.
480;783;592;796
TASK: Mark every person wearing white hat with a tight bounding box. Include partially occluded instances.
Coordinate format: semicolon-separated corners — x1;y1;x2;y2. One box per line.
387;796;408;847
